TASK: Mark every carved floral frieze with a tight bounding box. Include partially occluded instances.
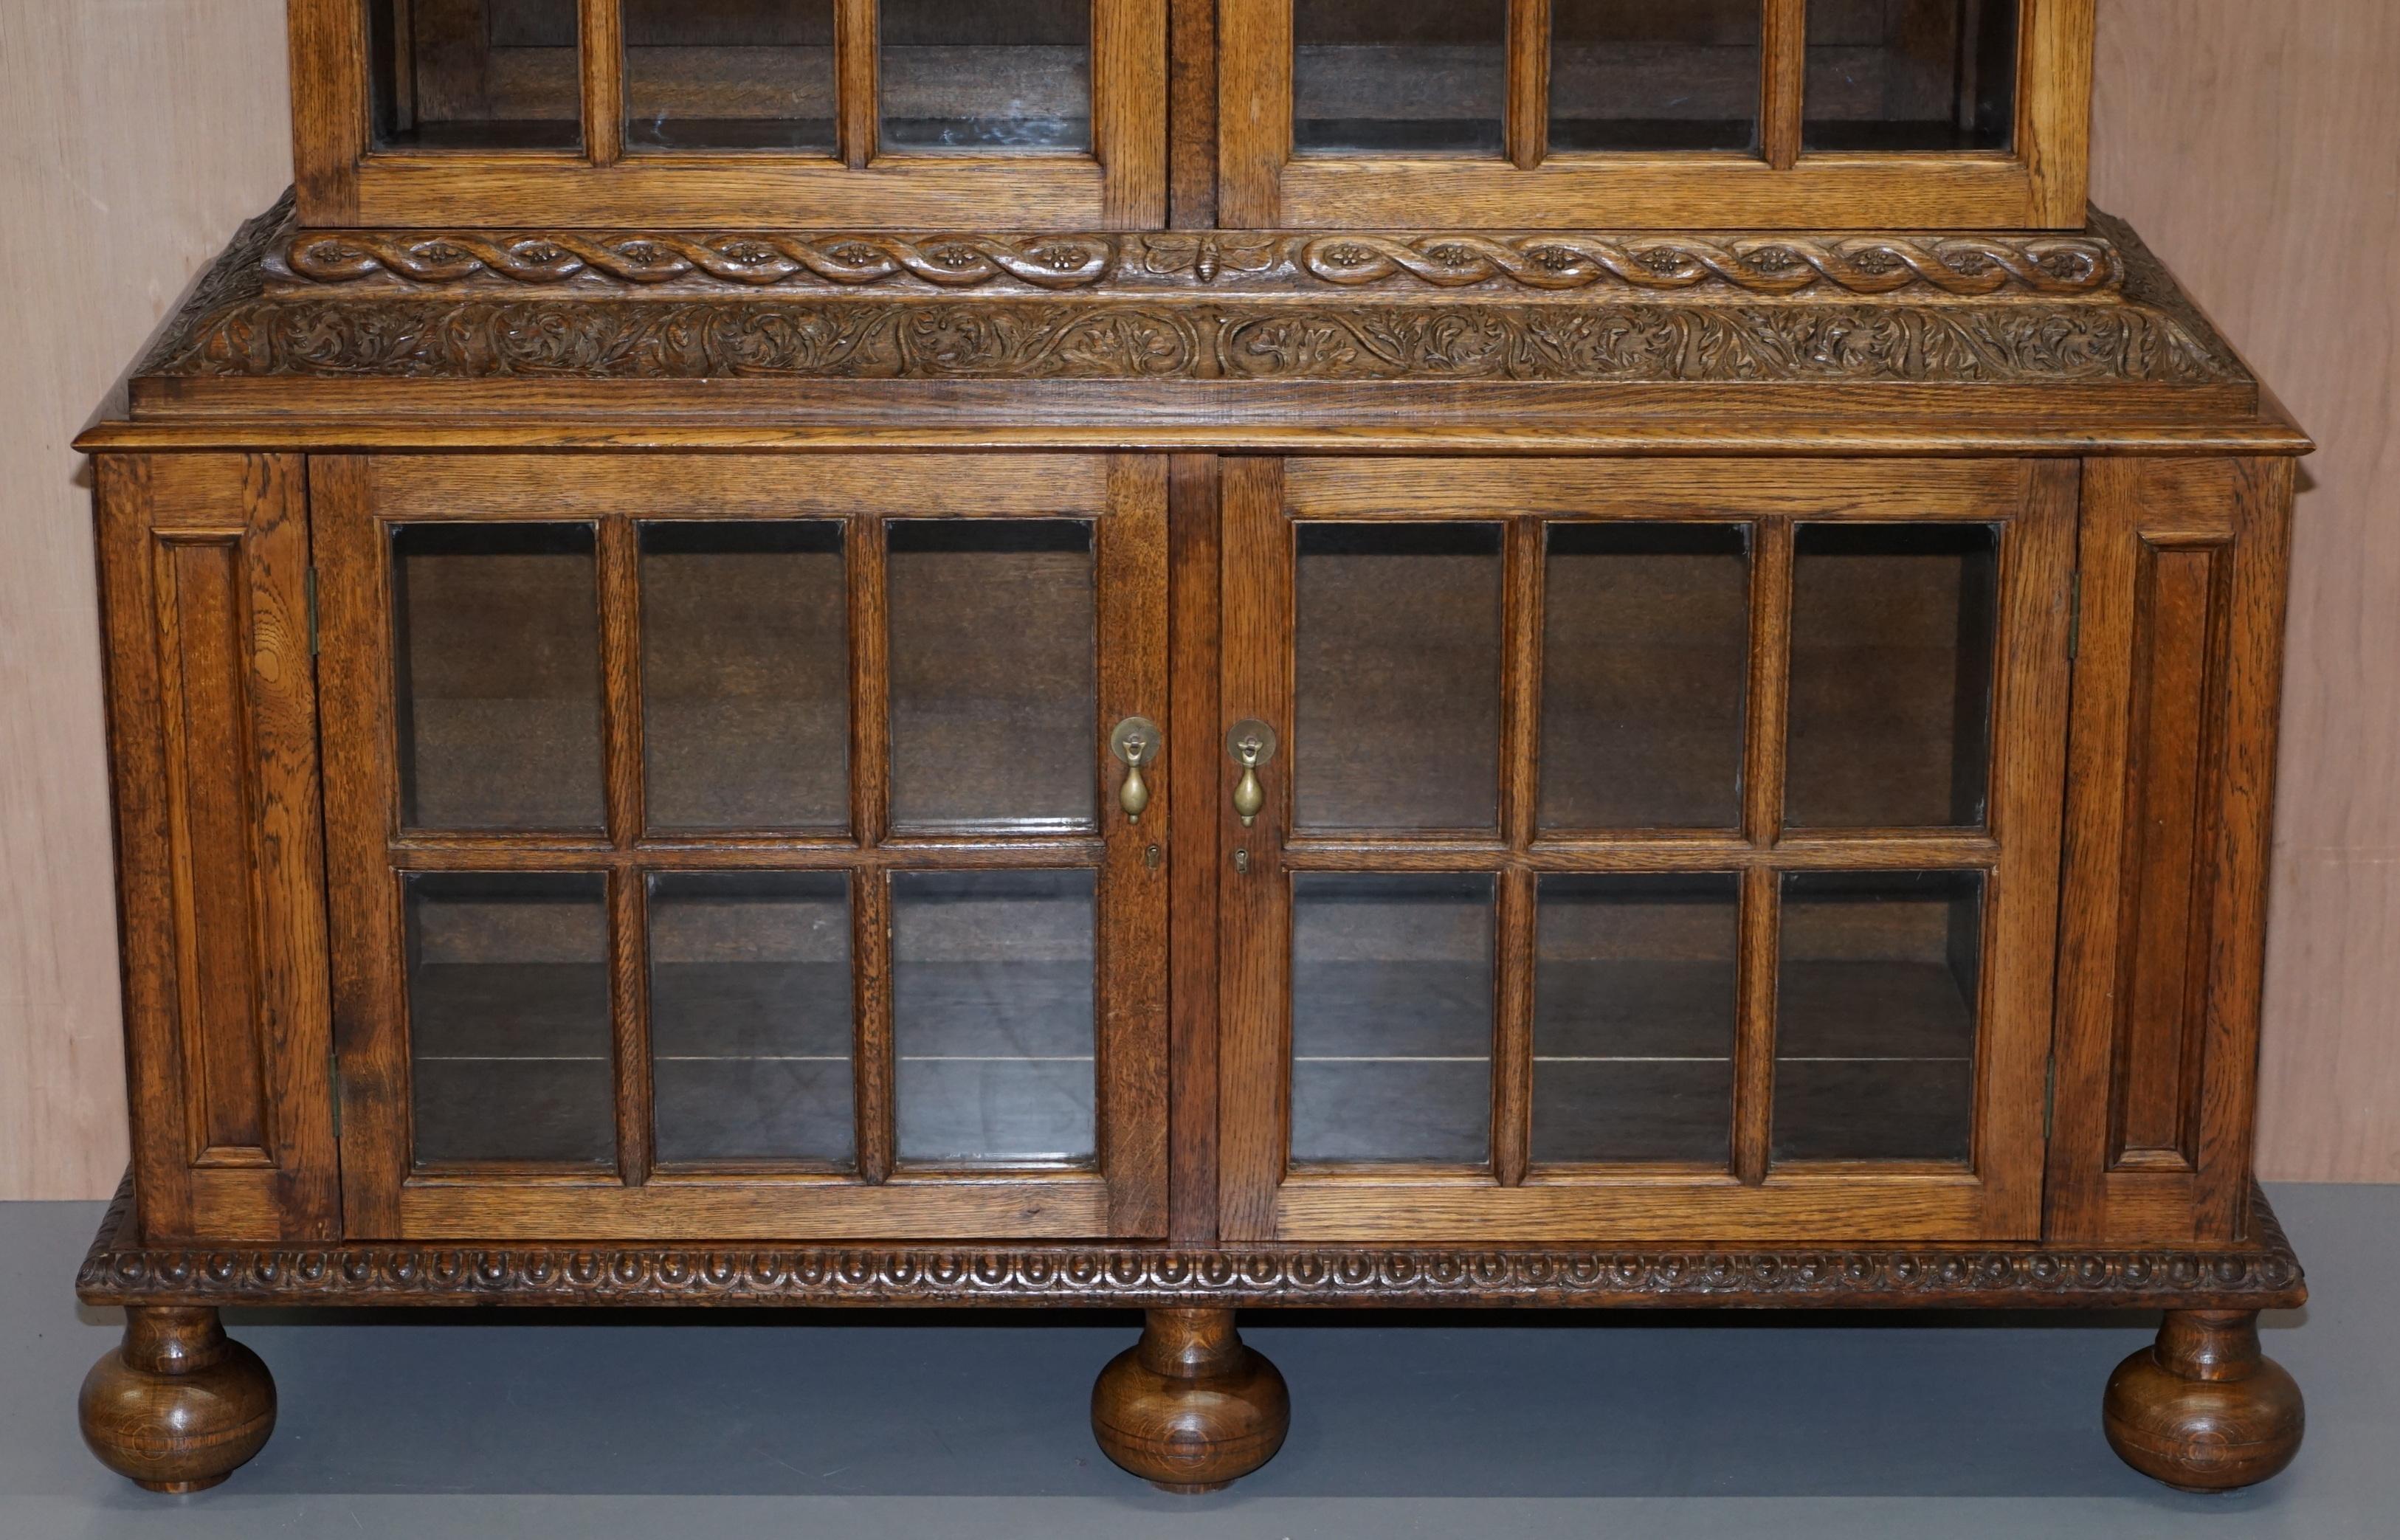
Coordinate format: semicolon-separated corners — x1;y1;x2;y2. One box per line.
151;296;2236;386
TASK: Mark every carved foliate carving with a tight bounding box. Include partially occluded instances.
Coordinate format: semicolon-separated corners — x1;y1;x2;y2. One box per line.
124;196;2252;398
150;295;2237;386
80;1176;2305;1311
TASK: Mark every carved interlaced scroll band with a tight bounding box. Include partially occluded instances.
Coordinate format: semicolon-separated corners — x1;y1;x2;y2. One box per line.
288;232;1118;290
1294;234;2121;296
278;228;2122;300
80;1177;2305;1311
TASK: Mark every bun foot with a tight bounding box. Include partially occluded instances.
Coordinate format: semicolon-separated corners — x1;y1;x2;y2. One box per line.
2104;1310;2303;1492
1092;1308;1289;1492
80;1307;276;1494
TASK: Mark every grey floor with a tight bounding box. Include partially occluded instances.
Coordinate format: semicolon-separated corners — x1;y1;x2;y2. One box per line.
3;1185;2393;1539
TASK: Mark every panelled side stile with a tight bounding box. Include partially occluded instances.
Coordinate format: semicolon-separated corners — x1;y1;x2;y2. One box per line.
2047;457;2294;1245
97;454;339;1243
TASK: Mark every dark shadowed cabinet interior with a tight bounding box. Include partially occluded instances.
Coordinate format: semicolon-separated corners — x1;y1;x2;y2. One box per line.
72;0;2314;1502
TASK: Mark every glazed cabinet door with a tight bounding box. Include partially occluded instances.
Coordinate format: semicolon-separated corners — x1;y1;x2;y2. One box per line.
1218;457;2074;1243
314;453;1168;1240
1219;0;2090;227
294;0;1164;226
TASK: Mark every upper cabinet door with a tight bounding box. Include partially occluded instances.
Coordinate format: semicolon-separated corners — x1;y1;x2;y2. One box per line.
313;452;1169;1241
1217;457;2077;1244
1218;0;2092;228
292;0;1164;227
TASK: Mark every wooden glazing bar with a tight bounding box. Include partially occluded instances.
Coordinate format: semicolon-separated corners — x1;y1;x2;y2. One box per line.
1732;863;1779;1186
836;0;878;168
849;513;889;848
580;0;626;167
1506;0;1554;171
1501;519;1543;853
1743;517;1793;849
1762;0;1807;170
1493;867;1537;1187
608;868;652;1187
385;839;1108;871
596;515;649;1186
1280;837;2001;872
852;869;895;1184
597;517;646;851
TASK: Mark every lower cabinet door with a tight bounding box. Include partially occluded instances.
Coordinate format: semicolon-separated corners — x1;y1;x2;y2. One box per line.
314;452;1168;1240
1218;457;2076;1243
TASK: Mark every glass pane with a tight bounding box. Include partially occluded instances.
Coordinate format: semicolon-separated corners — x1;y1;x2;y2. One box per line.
1294;0;1506;156
1785;523;1998;829
1550;0;1760;152
887;521;1096;832
407;872;613;1165
641;522;848;832
394;523;603;832
881;0;1091;152
1533;874;1738;1165
1541;523;1748;831
1804;0;2018;151
1295;525;1503;832
625;0;835;151
649;872;852;1165
894;870;1095;1163
369;0;582;151
1292;874;1494;1164
1774;870;1982;1163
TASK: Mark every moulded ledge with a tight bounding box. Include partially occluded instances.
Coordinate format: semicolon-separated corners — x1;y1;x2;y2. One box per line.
78;1171;2307;1313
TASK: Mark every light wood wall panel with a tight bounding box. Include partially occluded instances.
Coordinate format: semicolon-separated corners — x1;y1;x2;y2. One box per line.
0;1;2393;1195
0;1;293;1198
2094;0;2400;1184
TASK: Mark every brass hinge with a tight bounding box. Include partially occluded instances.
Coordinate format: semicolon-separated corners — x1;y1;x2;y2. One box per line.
306;566;320;658
2065;571;2080;662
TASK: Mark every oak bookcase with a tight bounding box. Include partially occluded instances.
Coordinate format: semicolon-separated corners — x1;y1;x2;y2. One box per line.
74;0;2309;1495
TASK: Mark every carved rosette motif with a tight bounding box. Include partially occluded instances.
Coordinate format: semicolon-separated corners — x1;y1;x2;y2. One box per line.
80;1178;2306;1311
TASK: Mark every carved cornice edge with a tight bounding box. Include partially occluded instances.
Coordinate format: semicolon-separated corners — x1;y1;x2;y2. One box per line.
133;189;290;376
275;226;2125;300
128;196;2249;392
79;1175;2306;1311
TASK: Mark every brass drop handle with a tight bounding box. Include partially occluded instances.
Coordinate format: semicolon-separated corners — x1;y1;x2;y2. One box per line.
1110;717;1161;821
1226;719;1277;827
